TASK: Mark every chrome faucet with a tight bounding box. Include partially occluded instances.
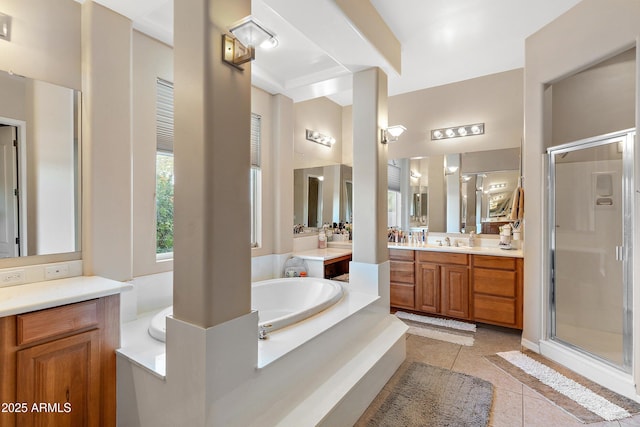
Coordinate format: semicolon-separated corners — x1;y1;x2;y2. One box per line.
259;324;272;340
444;237;451;246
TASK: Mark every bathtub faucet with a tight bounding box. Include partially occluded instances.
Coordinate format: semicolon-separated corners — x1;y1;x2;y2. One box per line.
259;324;272;340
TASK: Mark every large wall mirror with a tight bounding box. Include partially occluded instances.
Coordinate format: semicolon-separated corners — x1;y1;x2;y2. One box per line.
0;70;81;260
399;147;521;234
293;164;352;231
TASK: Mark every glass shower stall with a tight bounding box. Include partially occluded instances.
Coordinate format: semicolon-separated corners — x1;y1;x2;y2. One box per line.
547;129;634;371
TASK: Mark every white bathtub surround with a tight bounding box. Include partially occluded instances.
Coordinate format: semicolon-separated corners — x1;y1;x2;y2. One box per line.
349;261;391;305
117;286;407;426
146;278;345;342
251;253;291;282
121;271;173;322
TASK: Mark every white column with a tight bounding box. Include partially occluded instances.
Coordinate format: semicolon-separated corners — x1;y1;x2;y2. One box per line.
272;94;294;254
173;0;252;328
350;68;390;300
81;1;132;281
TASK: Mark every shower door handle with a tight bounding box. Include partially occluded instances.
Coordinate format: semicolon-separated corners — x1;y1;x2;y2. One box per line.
615;246;624;261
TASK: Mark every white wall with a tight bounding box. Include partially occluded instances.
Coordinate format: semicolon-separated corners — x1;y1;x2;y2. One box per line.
388;69;524;160
0;0;81;91
294;97;343;169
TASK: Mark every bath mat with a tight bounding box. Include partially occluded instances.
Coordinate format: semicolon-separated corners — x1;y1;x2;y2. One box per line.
485;350;640;423
395;311;475;346
366;362;493;426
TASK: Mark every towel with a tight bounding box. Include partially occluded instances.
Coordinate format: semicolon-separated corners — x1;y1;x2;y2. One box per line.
517;187;524;220
509;187;520;220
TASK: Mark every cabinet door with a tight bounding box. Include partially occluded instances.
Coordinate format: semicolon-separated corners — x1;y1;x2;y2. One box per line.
17;330;101;427
441;265;469;319
415;263;440;313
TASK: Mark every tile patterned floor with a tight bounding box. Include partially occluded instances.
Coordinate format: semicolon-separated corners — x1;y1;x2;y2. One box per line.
356;325;640;426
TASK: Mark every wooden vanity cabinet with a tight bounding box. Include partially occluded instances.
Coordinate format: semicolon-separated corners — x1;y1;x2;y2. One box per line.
389;249;415;310
415;252;470;320
0;295;119;427
471;255;523;328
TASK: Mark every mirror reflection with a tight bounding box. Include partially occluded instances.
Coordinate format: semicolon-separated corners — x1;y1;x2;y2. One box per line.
0;70;81;258
401;147;521;234
293;164;352;230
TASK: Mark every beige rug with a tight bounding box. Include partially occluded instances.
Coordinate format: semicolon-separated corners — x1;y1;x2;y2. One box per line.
366;362;493;426
486;350;640;423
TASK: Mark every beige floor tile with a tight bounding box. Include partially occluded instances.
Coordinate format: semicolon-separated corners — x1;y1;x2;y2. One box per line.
489;388;523;427
453;352;524;394
619;414;640;426
404;333;461;369
523;393;586;426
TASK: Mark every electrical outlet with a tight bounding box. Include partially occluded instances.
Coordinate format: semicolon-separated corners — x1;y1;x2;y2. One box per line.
0;269;25;285
45;264;70;280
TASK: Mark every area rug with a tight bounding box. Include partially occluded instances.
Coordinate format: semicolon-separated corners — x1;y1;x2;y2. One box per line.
367;362;493;426
485;350;640;423
395;311;476;346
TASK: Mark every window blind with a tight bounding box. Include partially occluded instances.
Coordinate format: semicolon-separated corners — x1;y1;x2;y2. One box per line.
388;163;401;192
251;113;261;168
156;78;174;153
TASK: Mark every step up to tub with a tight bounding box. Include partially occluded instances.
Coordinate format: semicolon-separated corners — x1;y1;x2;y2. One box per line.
273;315;408;426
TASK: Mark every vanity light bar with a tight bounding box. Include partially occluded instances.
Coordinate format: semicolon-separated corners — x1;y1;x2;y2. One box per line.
306;129;336;147
431;123;484;140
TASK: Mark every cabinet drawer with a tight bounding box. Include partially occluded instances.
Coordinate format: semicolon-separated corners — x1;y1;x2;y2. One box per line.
390;283;415;309
473;269;517;297
390;260;415;284
17;300;99;346
474;295;518;327
389;249;414;261
473;255;516;270
417;251;468;266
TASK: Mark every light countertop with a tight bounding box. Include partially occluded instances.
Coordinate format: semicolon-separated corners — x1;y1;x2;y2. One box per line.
323;241;523;258
0;276;132;317
292;247;354;261
387;242;523;258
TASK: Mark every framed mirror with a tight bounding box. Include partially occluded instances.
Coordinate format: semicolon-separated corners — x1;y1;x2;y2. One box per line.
0;70;81;261
397;147;521;234
293;164;352;232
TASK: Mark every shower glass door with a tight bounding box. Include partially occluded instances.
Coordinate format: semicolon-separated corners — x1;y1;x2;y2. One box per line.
548;130;633;371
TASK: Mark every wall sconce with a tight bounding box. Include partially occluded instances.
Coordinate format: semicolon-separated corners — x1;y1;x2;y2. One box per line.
410;170;422;179
306;129;336;147
0;13;11;41
381;125;406;144
431;123;484;140
223;17;277;70
444;166;459;176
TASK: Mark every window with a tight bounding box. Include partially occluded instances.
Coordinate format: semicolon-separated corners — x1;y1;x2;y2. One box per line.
156;78;174;256
388;162;402;227
250;113;261;247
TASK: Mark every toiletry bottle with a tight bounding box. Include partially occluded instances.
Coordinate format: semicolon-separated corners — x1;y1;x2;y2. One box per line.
318;229;327;249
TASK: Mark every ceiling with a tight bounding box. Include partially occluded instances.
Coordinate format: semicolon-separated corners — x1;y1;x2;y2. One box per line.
83;0;582;106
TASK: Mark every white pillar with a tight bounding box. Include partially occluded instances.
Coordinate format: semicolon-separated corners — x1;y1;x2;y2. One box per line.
81;1;133;281
350;68;390;300
272;94;294;254
173;0;252;328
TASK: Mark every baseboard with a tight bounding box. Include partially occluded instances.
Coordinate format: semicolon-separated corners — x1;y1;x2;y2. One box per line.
521;338;540;353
